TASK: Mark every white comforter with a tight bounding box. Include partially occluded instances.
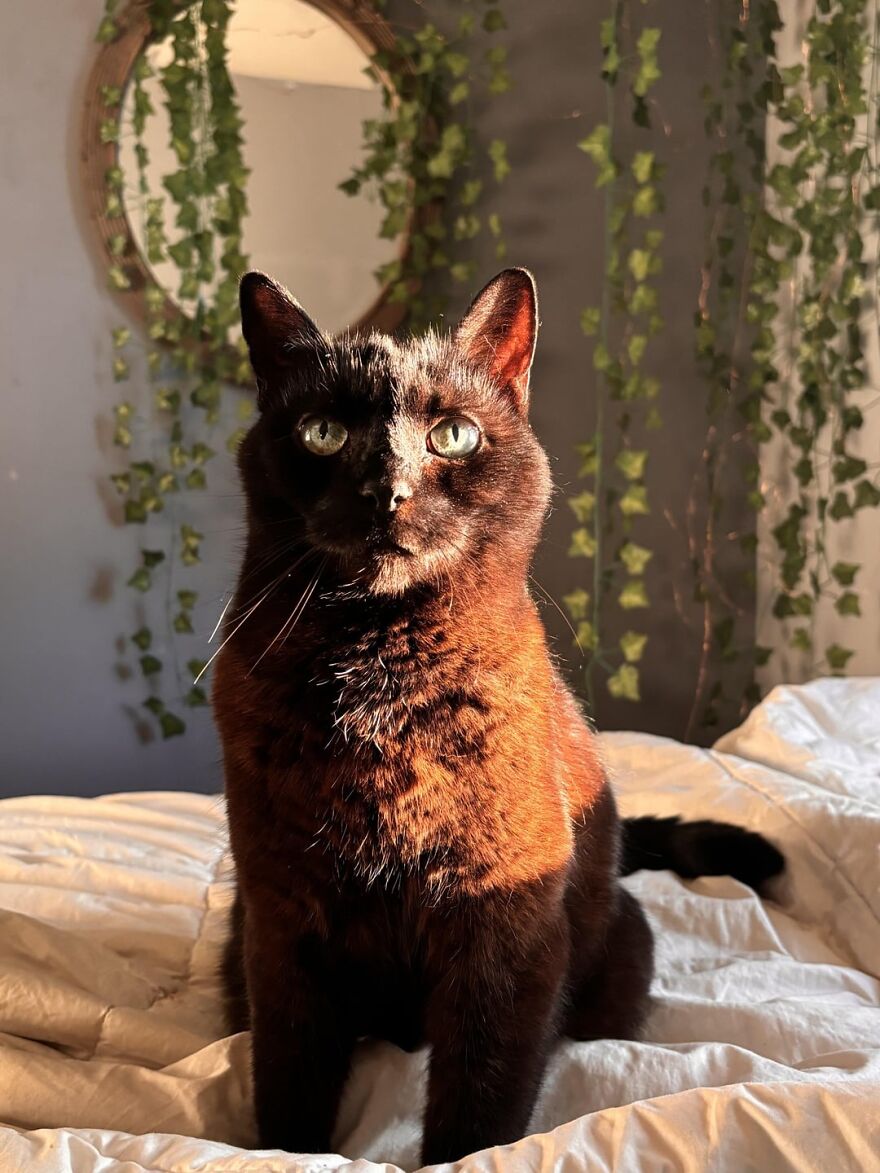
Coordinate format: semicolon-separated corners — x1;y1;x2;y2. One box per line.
0;678;878;1172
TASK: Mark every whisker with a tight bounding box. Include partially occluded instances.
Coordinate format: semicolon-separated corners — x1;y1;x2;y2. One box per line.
209;596;233;643
529;573;585;659
247;558;327;677
193;572;287;685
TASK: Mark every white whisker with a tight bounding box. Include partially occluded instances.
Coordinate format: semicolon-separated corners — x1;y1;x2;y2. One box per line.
209;596;233;643
193;572;287;685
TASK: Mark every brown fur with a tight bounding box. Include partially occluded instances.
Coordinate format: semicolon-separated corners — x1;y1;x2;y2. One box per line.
214;269;655;1163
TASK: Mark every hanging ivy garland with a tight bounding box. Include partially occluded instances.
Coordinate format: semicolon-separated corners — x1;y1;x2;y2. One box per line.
95;0;511;740
684;0;782;737
340;0;512;330
566;0;664;709
569;0;880;729
97;0;254;740
753;0;880;680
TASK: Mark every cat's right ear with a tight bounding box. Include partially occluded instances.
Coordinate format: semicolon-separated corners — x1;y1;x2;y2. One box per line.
239;272;323;407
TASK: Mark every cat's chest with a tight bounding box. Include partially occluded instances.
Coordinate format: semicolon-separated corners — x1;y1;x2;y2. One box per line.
266;638;503;881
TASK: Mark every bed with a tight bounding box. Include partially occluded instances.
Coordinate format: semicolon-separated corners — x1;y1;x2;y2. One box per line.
0;677;878;1172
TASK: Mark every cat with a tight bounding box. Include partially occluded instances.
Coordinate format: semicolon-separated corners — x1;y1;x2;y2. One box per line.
214;267;784;1165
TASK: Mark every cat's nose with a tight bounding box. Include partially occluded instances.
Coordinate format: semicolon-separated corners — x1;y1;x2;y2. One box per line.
360;478;413;513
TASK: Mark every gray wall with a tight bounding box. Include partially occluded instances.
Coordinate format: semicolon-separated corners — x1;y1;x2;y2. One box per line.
0;1;747;798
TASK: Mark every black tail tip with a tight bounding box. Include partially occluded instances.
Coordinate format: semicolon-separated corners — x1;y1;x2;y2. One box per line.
621;815;785;894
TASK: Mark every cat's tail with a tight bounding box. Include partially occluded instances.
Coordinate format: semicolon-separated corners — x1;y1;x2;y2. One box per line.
620;815;784;893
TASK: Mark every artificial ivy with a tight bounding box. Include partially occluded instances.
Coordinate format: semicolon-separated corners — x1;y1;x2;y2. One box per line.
684;0;783;737
752;0;880;680
568;0;880;728
566;0;664;709
341;0;512;329
98;0;251;739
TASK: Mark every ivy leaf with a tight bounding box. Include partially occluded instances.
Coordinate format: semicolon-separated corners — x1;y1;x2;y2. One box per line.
773;593;812;618
108;265;131;291
619;542;652;575
620;631;648;662
575;620;596;650
563;589;590;621
578;125;617;187
568;491;596;523
187;658;208;680
184;686;209;707
568;527;597;558
619;484;649;516
829;491;854;520
854;480;880;509
607;663;640;701
628;249;651;282
831;561;859;586
488;139;510;182
825;644;854;673
173;611;194;634
131;628;152;651
627;335;647;366
143;696;164;717
482;8;506;32
790;629;812;652
632;186;658;217
124;500;146;524
833;455;867;483
835;592;861;617
754;646;773;667
141;549;165;568
159;712;186;739
619;580;649;609
580;307;601;336
615;450;647;481
576;442;598;477
632;151;654;184
139;654;162;677
177;590;198;610
127;567;151;592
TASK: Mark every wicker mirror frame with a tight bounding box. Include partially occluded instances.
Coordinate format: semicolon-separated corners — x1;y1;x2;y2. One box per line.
81;0;412;383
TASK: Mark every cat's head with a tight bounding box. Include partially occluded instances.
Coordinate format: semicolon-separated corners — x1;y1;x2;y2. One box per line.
237;268;551;596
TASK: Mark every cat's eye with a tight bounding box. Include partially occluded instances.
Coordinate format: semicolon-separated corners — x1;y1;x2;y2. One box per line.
299;416;348;456
428;416;481;459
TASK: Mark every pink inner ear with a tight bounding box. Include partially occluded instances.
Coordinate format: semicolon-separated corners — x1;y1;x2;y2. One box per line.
455;268;538;411
490;289;535;389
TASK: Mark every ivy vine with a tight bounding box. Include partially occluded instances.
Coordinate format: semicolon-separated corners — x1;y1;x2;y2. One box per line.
341;0;512;330
97;0;251;739
752;0;880;680
684;0;783;736
568;0;880;729
566;0;664;708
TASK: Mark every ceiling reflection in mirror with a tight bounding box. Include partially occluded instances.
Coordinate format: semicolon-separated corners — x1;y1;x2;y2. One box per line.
119;0;402;336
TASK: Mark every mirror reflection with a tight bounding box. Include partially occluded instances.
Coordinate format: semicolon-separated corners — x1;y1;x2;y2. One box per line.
120;0;401;335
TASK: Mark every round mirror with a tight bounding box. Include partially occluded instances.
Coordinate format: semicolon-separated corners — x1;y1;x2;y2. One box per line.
83;0;410;372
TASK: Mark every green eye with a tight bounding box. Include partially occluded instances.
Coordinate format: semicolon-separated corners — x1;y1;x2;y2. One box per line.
428;416;481;458
299;416;348;455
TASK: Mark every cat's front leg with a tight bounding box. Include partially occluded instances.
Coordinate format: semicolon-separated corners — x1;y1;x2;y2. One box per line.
244;907;353;1154
421;901;569;1165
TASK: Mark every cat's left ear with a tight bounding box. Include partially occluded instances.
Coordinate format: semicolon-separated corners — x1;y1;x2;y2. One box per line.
454;267;538;412
240;271;323;407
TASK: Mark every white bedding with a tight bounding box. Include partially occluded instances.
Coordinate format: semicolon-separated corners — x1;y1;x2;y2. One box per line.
0;678;878;1172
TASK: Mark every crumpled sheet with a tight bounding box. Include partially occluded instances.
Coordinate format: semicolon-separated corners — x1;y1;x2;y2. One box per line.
0;678;878;1172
